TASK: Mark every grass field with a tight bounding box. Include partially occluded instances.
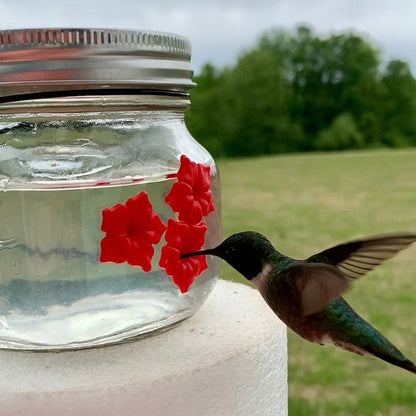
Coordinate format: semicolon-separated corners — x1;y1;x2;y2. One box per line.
216;148;416;416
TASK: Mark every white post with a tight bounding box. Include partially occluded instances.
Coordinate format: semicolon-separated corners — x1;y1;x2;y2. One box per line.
0;280;288;416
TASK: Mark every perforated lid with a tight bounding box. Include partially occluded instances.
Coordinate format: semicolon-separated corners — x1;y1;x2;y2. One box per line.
0;28;195;99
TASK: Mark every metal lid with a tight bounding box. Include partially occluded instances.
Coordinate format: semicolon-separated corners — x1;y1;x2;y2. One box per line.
0;28;195;99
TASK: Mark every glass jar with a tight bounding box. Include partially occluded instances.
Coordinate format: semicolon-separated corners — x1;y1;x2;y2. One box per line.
0;28;221;350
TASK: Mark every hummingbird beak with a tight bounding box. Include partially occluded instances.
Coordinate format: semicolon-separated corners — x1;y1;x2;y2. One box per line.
181;248;216;259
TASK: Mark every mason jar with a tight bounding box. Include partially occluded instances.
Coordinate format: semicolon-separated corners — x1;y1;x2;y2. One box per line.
0;28;221;350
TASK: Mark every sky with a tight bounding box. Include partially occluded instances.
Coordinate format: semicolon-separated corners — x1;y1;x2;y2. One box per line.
0;0;415;75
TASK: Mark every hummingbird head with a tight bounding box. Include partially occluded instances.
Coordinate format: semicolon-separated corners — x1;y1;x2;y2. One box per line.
181;231;276;281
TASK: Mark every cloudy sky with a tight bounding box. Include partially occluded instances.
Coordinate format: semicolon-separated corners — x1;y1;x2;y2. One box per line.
0;0;415;74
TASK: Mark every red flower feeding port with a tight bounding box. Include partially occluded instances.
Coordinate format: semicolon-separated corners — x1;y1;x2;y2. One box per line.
159;220;208;293
100;192;166;272
165;155;215;225
100;155;215;293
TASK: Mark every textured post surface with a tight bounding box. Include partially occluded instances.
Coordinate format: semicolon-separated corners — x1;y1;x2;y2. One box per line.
0;280;287;416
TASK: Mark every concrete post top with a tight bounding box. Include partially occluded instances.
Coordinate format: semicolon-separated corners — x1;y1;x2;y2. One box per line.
0;280;287;416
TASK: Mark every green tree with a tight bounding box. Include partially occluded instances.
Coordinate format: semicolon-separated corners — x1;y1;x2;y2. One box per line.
218;47;302;156
256;26;382;148
316;113;364;151
186;26;416;157
380;60;416;146
186;63;224;156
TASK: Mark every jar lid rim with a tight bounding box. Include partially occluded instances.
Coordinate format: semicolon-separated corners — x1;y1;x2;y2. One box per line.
0;28;192;56
0;28;195;98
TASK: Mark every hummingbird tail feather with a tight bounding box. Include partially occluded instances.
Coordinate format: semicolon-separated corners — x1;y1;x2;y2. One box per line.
331;312;416;375
362;345;416;375
379;356;416;375
400;359;416;375
337;340;416;374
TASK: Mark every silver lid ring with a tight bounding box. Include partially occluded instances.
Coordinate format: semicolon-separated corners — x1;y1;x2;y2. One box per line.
0;28;195;99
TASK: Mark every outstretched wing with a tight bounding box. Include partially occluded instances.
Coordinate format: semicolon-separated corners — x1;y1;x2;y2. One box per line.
282;262;351;316
307;234;416;280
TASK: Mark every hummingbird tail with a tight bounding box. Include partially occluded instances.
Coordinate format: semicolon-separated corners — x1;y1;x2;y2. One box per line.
360;343;416;375
328;299;416;375
336;338;416;375
358;339;416;375
382;356;416;375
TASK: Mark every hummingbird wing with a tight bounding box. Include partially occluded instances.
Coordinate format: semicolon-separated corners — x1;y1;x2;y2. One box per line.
284;263;351;316
306;234;416;280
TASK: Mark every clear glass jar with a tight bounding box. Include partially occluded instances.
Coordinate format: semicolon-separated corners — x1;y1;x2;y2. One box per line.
0;29;221;350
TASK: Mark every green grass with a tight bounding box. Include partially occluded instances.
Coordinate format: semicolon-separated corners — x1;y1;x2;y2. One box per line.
217;148;416;415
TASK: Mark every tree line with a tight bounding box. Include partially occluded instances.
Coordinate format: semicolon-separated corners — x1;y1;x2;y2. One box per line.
186;26;416;157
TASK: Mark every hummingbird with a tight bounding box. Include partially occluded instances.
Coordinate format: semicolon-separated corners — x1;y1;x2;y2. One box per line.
182;231;416;374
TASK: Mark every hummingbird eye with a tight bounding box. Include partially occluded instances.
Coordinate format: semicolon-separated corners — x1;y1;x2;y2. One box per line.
224;246;238;258
222;246;235;258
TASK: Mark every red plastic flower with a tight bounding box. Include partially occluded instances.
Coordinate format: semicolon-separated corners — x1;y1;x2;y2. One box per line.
165;155;215;225
100;191;166;272
159;219;208;293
